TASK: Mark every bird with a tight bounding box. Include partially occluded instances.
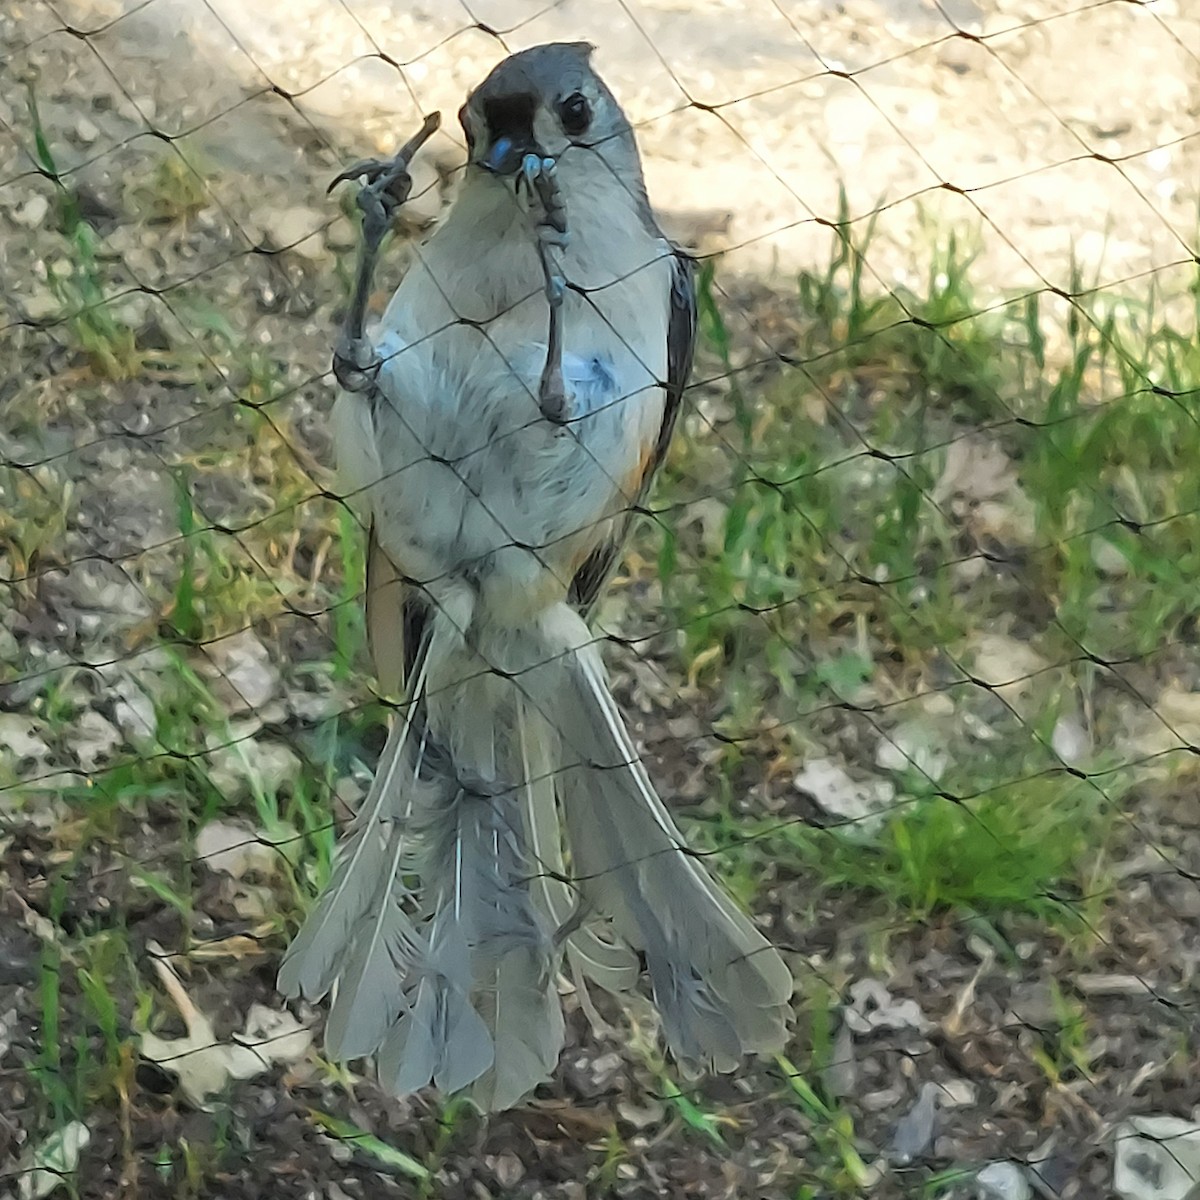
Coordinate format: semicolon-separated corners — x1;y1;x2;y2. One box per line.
278;40;793;1112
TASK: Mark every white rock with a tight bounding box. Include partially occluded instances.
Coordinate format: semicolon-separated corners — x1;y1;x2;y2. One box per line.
14;194;50;229
933;435;1016;505
206;729;301;793
271;205;326;260
74;710;122;772
1075;973;1149;997
1114;1116;1200;1200
875;718;949;781
976;1161;1032;1200
0;714;51;763
966;634;1048;717
195;819;279;879
112;679;157;745
845;978;932;1035
74;117;100;145
794;758;895;839
940;1077;978;1108
1092;536;1131;577
1051;714;1092;767
203;630;281;712
20;286;60;322
323;214;357;251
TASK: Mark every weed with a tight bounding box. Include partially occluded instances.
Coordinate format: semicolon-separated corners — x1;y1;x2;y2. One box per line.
777;1051;872;1195
307;1109;430;1181
0;463;71;591
1030;983;1095;1085
163;466;284;642
647;208;1196;939
26;90;141;379
134;150;212;224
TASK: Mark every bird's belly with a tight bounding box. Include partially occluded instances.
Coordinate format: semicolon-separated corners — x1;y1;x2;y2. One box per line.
349;327;656;622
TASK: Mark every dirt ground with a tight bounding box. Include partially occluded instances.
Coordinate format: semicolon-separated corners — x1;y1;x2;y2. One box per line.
2;0;1200;1197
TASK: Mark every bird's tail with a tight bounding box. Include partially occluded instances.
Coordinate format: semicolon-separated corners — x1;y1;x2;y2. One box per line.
519;605;793;1071
278;599;792;1110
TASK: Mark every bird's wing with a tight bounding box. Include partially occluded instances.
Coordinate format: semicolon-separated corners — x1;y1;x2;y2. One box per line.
568;249;697;618
364;520;430;699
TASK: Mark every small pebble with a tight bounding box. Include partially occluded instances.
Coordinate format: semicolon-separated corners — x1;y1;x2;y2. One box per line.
14;194;50;229
977;1162;1032;1200
890;1082;939;1164
74;116;100;144
940;1077;978;1108
20;286;60;321
1075;973;1148;997
271;205;326;259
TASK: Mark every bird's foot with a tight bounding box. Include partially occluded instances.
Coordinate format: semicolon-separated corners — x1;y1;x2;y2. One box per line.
328;113;441;393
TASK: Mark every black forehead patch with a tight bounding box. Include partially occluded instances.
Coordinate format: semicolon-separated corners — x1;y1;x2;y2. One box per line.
482;93;537;139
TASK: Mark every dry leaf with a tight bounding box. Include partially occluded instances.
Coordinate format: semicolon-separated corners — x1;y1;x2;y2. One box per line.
139;944;312;1105
845;979;932;1035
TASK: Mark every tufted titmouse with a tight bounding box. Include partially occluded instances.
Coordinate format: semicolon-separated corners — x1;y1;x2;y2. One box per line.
278;41;792;1112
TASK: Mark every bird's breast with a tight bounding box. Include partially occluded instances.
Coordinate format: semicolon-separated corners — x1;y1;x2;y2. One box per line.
351;193;671;617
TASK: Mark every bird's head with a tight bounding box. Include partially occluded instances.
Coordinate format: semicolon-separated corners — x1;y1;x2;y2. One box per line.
458;42;643;188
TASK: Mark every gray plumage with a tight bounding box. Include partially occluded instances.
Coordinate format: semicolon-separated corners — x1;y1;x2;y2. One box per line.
278;41;793;1111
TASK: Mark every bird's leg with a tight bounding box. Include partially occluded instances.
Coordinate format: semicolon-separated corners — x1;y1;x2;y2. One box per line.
521;153;571;424
330;112;441;393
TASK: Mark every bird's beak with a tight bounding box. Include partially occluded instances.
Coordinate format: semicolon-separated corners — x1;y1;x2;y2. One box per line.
480;134;531;175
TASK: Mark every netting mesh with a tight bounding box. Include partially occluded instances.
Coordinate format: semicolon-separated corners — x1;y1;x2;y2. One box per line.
2;0;1199;1196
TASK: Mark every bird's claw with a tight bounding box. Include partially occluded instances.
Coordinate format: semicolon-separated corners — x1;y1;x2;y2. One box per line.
330;111;439;251
355;173;411;253
327;156;404;196
329;112;441;396
538;362;569;424
520;153;569;240
332;334;382;394
328;111;441;203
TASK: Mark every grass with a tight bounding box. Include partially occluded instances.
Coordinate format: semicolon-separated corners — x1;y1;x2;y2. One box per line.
648;197;1199;934
25;90;142;380
3;138;1198;1195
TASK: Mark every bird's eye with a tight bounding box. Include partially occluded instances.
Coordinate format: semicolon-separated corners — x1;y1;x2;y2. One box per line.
558;92;591;137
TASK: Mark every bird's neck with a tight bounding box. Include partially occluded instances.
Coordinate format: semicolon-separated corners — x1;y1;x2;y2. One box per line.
424;165;661;320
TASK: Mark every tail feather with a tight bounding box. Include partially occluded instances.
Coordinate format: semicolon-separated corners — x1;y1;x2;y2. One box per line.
277;658;429;1003
416;771;565;1108
519;614;792;1067
648;957;744;1070
518;704;641;995
279;600;792;1110
323;827;423;1061
469;944;564;1111
377;918;495;1096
